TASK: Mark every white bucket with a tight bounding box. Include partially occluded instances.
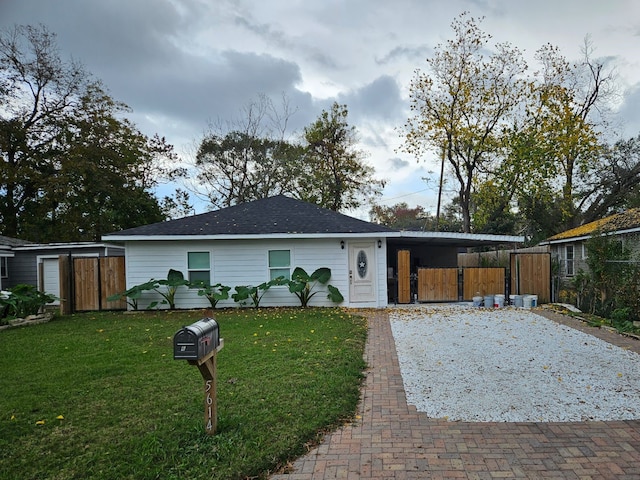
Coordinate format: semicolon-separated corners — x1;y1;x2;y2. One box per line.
494;294;505;308
512;295;523;308
483;295;494;308
530;295;538;308
472;296;483;307
523;295;533;309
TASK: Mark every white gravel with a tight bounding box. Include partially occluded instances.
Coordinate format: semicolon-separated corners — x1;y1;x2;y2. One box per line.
390;305;640;422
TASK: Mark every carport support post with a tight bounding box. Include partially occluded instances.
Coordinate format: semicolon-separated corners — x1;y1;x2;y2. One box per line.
188;341;224;435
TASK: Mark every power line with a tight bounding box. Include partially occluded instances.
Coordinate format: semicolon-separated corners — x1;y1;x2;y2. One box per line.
380;188;431;202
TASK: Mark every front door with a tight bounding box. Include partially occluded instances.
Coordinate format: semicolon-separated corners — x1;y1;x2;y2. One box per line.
349;242;376;303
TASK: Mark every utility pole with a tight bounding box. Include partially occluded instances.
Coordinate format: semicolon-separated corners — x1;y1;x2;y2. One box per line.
435;146;446;231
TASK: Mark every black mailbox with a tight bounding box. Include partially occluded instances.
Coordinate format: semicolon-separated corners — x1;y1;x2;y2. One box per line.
173;317;220;360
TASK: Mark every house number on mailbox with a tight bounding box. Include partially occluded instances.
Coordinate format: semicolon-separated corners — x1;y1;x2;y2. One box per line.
205;380;214;432
357;250;368;278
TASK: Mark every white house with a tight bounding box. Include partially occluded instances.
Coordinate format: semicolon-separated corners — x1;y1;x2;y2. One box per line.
102;195;524;309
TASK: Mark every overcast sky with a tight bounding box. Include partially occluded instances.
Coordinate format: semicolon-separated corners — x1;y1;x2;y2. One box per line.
2;0;640;218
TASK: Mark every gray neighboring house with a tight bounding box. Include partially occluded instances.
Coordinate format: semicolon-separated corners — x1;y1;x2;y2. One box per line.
540;207;640;282
103;195;523;309
0;235;33;291
0;235;124;302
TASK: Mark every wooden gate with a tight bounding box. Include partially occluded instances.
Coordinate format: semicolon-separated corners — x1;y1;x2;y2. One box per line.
511;252;551;303
462;267;506;300
417;268;458;302
59;256;126;313
397;250;411;304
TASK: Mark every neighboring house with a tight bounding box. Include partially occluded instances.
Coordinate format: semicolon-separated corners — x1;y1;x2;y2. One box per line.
0;235;34;291
541;208;640;281
103;195;524;309
0;235;124;303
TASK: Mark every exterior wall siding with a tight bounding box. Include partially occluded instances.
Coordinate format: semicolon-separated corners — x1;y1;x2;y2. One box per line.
6;251;38;288
124;238;371;309
551;232;640;281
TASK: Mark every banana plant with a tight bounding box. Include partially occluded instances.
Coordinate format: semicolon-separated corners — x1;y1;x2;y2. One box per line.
287;267;343;307
194;282;231;308
154;269;189;309
232;277;287;308
107;280;157;310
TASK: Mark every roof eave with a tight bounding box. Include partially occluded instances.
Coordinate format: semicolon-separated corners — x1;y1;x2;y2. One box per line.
102;232;393;242
392;231;525;243
13;242;125;251
541;225;640;245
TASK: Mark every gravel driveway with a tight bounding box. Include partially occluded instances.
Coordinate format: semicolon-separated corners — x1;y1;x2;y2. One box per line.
390;305;640;422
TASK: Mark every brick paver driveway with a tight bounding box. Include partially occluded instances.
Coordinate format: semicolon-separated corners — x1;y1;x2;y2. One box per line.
271;308;640;479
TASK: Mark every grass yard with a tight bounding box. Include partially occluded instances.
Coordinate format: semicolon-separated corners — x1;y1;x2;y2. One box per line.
0;308;368;480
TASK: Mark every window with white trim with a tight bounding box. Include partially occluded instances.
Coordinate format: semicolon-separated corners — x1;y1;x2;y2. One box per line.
187;252;210;285
268;250;290;280
565;245;574;276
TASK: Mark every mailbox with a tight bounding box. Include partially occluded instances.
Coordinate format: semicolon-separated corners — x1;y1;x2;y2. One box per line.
173;317;220;360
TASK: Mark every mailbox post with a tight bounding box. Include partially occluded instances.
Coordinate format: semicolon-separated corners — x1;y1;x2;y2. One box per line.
173;317;223;434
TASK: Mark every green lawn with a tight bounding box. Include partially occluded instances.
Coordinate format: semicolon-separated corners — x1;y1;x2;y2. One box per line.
0;308;368;480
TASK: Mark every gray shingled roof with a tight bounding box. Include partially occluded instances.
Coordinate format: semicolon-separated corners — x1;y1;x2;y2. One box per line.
108;195;394;237
0;235;34;247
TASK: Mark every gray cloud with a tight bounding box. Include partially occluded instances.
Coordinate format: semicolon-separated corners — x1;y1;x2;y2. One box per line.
3;0;640;211
389;157;410;169
617;82;640;138
339;75;404;123
376;45;432;65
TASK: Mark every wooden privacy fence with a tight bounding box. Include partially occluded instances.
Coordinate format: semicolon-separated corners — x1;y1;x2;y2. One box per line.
462;267;506;300
59;256;127;313
510;252;551;304
417;268;458;302
404;253;551;304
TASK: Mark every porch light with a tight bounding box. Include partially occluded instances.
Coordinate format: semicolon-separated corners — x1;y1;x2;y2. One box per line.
378;239;382;248
340;240;345;249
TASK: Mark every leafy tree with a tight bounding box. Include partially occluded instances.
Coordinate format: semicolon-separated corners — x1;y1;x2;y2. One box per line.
402;13;528;232
191;94;304;209
0;24;178;241
572;231;639;324
192;98;384;213
471;180;519;235
0;24;92;237
577;135;640;222
299;102;384;211
20;83;168;241
369;202;428;230
195;130;303;209
517;189;565;244
518;41;613;230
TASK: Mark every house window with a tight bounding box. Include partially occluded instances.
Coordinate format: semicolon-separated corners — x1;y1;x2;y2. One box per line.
565;245;574;276
269;250;290;281
1;257;7;279
188;252;210;285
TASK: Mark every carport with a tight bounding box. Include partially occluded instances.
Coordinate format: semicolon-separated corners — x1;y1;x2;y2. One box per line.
385;231;526;304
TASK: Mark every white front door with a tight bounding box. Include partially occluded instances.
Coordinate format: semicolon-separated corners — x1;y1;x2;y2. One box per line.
349;242;376;303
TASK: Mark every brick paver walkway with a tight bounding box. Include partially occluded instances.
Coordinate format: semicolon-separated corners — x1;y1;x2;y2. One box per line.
271;308;640;479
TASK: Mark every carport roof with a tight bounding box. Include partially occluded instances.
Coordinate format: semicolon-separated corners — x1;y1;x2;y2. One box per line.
389;231;524;247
